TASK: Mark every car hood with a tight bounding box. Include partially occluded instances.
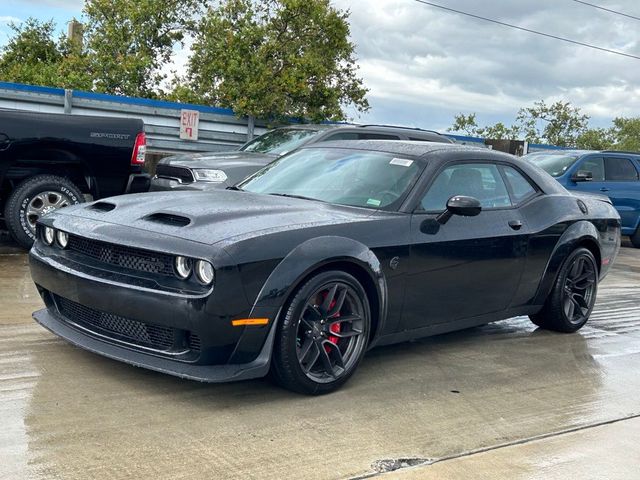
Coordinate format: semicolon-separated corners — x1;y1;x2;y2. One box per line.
58;190;376;245
160;151;276;169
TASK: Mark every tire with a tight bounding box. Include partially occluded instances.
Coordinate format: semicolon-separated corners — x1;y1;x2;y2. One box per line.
631;227;640;248
271;270;371;395
530;247;599;333
4;175;83;249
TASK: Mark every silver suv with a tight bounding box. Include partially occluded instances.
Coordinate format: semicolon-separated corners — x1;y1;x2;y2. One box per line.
150;124;453;191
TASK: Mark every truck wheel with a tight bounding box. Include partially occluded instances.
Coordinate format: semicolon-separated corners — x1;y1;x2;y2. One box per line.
631;227;640;248
4;175;83;249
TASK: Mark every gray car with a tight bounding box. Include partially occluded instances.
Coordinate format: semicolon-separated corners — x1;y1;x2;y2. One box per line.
150;124;453;191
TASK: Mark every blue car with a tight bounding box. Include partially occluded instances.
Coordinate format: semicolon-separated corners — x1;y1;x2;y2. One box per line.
525;150;640;247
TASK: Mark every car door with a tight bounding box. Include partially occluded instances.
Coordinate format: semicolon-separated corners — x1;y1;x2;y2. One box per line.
401;162;530;331
571;155;640;233
602;156;640;234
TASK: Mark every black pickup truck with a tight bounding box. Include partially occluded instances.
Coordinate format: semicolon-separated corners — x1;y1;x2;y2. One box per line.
0;110;149;248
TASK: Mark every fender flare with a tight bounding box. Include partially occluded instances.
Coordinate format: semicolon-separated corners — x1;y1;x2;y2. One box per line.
532;220;601;305
227;236;388;364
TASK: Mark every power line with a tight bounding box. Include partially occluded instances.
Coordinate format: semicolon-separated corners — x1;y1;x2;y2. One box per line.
413;0;640;61
570;0;640;22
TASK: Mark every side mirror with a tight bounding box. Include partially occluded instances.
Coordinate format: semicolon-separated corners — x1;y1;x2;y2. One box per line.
571;170;593;182
436;195;482;225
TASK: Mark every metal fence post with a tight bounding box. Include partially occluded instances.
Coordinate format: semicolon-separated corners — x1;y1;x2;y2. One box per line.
247;115;255;141
64;89;73;114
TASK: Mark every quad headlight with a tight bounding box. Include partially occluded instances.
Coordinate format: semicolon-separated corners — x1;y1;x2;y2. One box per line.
56;230;69;248
43;227;55;245
195;260;215;285
174;256;193;279
192;169;228;183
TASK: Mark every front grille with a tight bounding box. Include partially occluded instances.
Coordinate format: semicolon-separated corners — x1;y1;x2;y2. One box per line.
155;164;195;183
54;295;201;352
56;296;174;350
68;235;175;276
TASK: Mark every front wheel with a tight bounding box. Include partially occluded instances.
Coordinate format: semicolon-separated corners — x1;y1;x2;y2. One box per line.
271;270;371;395
530;247;599;333
4;175;83;249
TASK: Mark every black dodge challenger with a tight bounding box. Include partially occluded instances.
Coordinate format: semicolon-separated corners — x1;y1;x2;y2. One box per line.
30;141;621;394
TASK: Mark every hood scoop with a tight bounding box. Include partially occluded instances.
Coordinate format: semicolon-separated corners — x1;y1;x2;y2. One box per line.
88;201;116;212
144;212;192;227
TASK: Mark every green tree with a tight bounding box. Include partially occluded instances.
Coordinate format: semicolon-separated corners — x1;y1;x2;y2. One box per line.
610;117;640;151
448;113;520;140
83;0;204;97
515;100;589;146
183;0;369;122
0;18;93;90
0;18;60;85
575;128;614;150
450;100;591;146
449;113;479;136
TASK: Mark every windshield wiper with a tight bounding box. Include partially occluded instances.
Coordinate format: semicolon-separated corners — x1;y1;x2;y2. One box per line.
226;185;243;191
267;193;324;202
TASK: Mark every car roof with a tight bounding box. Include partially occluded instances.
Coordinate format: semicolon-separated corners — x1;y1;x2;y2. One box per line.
301;139;495;158
275;123;447;138
526;149;590;156
527;149;640;157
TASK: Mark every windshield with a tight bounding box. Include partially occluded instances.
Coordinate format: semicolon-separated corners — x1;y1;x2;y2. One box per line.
239;148;423;209
240;128;320;155
525;153;579;177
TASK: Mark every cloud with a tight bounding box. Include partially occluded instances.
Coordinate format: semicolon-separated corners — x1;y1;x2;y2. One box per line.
334;0;640;129
0;16;21;24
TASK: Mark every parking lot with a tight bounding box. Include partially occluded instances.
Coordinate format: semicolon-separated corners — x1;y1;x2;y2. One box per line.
1;233;639;479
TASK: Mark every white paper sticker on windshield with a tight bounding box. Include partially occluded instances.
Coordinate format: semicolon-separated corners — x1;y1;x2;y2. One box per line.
367;198;381;207
390;158;413;167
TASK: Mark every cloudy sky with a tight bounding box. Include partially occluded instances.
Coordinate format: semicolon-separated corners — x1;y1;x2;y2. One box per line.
1;0;639;132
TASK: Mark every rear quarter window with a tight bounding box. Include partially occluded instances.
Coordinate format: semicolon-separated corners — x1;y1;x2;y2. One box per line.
502;166;537;204
605;157;639;181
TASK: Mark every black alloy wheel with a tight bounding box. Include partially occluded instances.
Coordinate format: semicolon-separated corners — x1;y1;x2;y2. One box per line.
562;253;597;325
271;270;370;395
530;247;599;332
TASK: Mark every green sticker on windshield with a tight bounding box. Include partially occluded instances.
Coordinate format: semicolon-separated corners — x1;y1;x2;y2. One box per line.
367;198;381;207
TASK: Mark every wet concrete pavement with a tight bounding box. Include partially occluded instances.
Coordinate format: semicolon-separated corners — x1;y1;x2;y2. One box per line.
1;234;639;479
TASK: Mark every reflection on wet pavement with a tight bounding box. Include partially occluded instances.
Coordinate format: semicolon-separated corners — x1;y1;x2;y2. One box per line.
1;236;639;480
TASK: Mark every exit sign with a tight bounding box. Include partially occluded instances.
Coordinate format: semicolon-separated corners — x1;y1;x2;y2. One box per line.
180;109;199;141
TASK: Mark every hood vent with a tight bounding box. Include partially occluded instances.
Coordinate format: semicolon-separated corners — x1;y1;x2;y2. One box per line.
88;202;116;212
144;212;192;227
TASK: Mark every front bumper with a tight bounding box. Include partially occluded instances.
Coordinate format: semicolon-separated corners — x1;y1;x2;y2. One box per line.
150;176;226;192
125;173;151;193
33;307;274;382
29;242;275;382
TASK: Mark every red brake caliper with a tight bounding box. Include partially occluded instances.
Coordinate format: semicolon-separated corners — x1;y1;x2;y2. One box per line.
322;293;341;352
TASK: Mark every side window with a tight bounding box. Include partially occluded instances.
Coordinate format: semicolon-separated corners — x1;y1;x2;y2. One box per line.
578;157;605;181
420;163;512;211
356;133;400;140
502;166;537;204
323;132;359;141
605;157;639;181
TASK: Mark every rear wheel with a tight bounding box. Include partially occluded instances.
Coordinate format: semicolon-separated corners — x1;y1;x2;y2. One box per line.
4;175;83;249
271;270;370;395
631;227;640;248
530;247;598;332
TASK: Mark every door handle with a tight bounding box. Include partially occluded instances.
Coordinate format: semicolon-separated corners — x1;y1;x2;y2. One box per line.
600;187;610;192
508;220;523;230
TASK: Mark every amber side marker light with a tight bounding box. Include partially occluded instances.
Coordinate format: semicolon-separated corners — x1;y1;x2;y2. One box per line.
231;318;269;327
